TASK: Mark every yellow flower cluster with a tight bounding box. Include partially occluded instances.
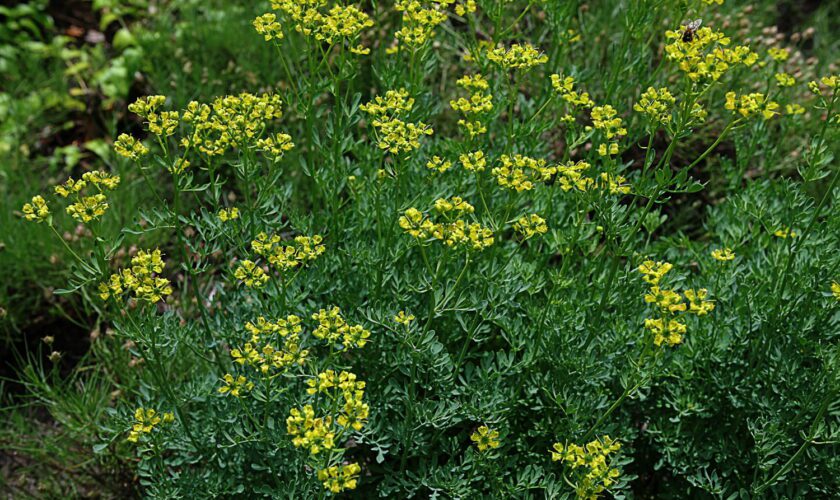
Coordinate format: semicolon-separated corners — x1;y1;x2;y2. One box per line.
491;154;553;192
256;132;295;160
426;155;453;174
311;306;371;349
470;425;500;452
634;87;676;124
394;310;416;325
22;195;50;223
180;93;284;156
114;133;149;160
129;95;179;137
767;47;790;62
99;249;173;304
251;232;326;273
234;260;269;288
639;260;714;347
269;1;372;47
218;207;240;222
40;170;121;224
808;75;838;96
724;92;779;120
711;247;735;261
664;25;757;82
487;43;548;71
450;74;493;137
230;315;309;374
554;161;631;195
287;369;369;493
253;13;283;41
393;1;447;48
433;196;474;215
318;463;362;494
832;281;840;301
774;72;795;87
399;205;494;250
550;74;594;108
551;436;621;499
218;373;255;397
460;150;487;172
127;407;174;443
590;105;627;157
361;88;433;155
513;213;548;240
774;226;797;238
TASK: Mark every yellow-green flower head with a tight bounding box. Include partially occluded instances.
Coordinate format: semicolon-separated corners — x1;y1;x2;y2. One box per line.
218;373;255;397
684;288;715;315
786;103;805;115
711;247;735;261
551;436;622;497
286;404;336;455
434;196;475;215
513;213;548;240
773;226;797;238
831;281;840;301
218;207;240;222
767;47;790;62
590;105;627;139
550;74;594;108
114;133;149;160
470;425;500;452
100;249;173;304
491;154;554;192
645;317;687;346
638;260;672;285
460;150;487;172
180;93;283;156
22;195;50;223
394;310;415;325
253;13;284;41
127;407;173;443
360;88;415;118
426;155;452;173
82;170;121;190
664;24;757;81
393;1;448;48
487;42;548;71
256;132;295;160
234;260;269;288
317;463;361;493
774;72;796;87
725;92;780;119
634;87;676;124
66;194;109;223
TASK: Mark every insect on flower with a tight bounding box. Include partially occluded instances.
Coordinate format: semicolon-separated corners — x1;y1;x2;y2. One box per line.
682;19;703;42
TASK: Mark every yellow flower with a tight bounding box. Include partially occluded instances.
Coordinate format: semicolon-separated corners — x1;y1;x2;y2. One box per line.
253;13;283;41
550;74;593;108
551;436;621;498
22;195;50;223
426;156;452;173
513;213;548;240
634;87;676;124
684;289;715;316
491;154;553;192
286;405;335;455
218;373;254;397
767;47;790;62
234;260;269;288
256;132;295;159
773;226;797;238
218;207;240;222
785;104;805;115
591;105;627;139
394;310;415;325
434;196;474;215
127;407;173;443
66;194;109;223
638;260;672;285
487;42;548;71
725;92;779;120
711;248;735;261
831;281;840;301
774;72;796;87
470;425;500;452
317;463;361;493
460;150;487;172
113;133;149;160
